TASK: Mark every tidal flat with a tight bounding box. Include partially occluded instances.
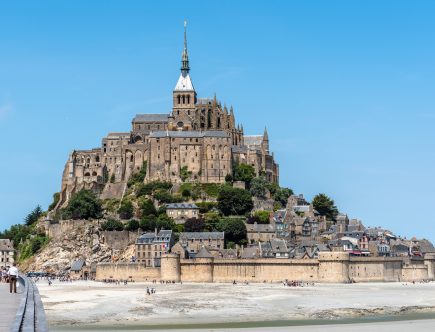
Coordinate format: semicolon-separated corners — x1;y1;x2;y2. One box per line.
38;280;435;331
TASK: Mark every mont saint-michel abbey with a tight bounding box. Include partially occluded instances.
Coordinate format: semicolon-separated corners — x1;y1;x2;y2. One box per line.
58;25;279;206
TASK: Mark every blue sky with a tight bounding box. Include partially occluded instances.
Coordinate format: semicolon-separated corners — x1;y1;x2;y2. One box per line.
0;1;434;241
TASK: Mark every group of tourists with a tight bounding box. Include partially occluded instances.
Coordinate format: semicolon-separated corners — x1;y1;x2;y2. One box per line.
1;263;19;293
282;279;314;287
146;286;156;295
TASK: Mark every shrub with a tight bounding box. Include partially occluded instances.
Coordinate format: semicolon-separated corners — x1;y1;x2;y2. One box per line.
196;202;217;213
127;161;147;187
125;219;140;231
118;200;134;220
253;210;270;224
180;166;192;182
139;198;157;217
181;188;191;198
48;193;60;211
101;219;124;231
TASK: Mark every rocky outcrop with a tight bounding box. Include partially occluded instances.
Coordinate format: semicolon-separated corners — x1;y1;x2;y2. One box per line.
23;219;135;274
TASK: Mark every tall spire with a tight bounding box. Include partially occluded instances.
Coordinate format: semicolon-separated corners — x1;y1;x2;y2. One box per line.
181;20;190;74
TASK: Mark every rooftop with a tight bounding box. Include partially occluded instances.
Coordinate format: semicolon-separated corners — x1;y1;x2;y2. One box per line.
180;232;224;240
133;114;169;123
149;131;230;138
166;203;199;210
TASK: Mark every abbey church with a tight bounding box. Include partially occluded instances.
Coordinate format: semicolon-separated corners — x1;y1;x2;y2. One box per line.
57;25;279;207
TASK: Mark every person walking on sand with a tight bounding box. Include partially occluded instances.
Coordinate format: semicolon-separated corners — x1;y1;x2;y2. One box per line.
8;263;19;294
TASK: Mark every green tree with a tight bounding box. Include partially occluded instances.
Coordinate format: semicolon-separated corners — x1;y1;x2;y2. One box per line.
184;218;205;232
140;215;157;231
139;199;157;217
63;189;102;220
249;176;268;199
48;193;60;211
312;193;338;220
118;200;134;220
156;214;176;231
233;163;256;183
217;187;253;216
225;173;233;183
24;205;43;226
273;187;293;207
154;190;174;203
216;218;247;245
101;218;124;231
110;173;115;183
181;188;191;198
125;219;140;231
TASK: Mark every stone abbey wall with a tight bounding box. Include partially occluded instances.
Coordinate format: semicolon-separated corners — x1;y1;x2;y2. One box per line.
95;252;435;283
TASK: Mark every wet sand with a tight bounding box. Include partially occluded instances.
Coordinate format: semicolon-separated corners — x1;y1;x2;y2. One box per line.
37;280;435;331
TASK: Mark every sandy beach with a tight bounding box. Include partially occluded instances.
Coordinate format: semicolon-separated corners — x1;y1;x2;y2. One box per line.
36;280;435;331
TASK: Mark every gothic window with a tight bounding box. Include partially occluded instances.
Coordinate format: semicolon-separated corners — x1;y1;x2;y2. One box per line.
84;172;90;177
96;156;100;162
188;110;190;116
182;95;185;104
207;110;212;128
92;171;97;176
177;95;181;104
130;155;133;162
217;117;221;128
187;95;190;104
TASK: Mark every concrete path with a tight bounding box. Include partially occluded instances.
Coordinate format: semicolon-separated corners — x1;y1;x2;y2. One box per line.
0;283;21;331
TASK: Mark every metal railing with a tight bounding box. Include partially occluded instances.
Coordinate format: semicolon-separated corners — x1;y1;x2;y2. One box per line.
10;275;48;332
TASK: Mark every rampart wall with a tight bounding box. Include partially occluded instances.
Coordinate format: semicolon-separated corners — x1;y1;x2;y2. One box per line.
96;253;435;283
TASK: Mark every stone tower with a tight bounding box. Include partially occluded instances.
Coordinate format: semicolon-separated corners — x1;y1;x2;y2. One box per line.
171;21;196;131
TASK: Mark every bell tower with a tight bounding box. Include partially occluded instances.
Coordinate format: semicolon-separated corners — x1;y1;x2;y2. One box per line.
172;21;196;131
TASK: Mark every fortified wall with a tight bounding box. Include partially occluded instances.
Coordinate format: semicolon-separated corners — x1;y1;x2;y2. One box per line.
96;252;435;283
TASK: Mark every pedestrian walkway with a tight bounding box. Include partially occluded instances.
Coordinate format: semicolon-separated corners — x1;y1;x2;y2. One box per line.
0;283;21;331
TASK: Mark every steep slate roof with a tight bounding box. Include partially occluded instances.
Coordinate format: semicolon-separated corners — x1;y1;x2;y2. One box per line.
231;146;248;153
70;259;85;272
180;232;224;240
245;223;276;233
136;230;173;244
133;114;169;122
241;246;260;259
149;131;230;138
195;246;213;258
166;203;199;209
174;72;195;91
